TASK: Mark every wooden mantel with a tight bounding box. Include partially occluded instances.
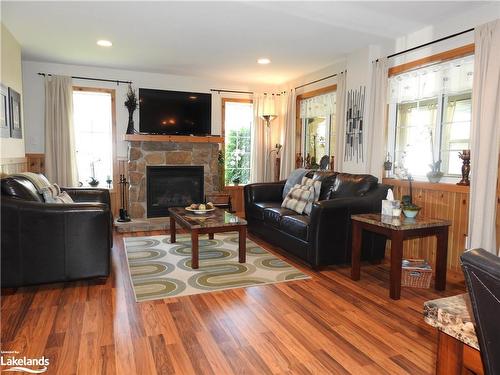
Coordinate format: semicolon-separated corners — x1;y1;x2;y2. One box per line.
123;134;224;143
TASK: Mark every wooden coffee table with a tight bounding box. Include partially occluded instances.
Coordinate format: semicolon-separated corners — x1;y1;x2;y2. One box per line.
351;213;451;300
168;207;247;269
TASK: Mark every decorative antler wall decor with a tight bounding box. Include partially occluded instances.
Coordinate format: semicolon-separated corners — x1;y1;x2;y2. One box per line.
344;86;366;163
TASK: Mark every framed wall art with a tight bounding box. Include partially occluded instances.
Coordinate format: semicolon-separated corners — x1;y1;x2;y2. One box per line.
8;87;22;139
0;84;10;138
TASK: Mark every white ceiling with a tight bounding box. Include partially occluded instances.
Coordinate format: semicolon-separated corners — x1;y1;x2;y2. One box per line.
1;1;492;85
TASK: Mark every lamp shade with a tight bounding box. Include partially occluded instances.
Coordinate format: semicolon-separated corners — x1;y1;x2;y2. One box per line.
260;95;277;124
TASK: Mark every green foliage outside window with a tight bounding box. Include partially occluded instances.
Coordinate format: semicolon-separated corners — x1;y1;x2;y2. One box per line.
225;127;251;185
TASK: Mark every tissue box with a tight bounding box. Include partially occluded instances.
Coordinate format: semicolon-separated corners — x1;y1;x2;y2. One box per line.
381;200;393;216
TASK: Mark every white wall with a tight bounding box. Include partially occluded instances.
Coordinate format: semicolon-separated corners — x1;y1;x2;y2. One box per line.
1;23;25;158
22;60;270;158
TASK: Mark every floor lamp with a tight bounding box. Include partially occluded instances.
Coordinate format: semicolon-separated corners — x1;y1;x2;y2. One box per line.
260;99;277;182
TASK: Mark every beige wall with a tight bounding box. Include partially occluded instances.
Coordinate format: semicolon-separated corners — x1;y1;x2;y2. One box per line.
1;23;25;158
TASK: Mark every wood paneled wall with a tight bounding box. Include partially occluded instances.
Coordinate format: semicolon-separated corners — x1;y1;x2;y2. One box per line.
0;157;27;176
383;179;469;272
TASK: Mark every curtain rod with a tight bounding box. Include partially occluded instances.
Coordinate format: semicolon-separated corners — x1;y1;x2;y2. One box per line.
38;72;132;85
210;89;286;96
383;27;474;61
210;88;253;95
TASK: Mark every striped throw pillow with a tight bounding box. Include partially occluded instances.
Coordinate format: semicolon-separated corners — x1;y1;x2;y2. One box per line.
281;184;313;214
301;177;322;215
41;184;61;203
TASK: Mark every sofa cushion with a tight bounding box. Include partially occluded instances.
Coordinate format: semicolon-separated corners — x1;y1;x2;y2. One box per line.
330;173;378;198
263;207;296;228
281;215;310;241
301;177;322;215
281;184;313;214
311;170;339;200
282;168;310;199
1;177;44;202
247;202;282;220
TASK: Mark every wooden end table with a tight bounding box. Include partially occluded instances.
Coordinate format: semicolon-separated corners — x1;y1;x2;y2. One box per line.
351;213;451;300
168;207;247;269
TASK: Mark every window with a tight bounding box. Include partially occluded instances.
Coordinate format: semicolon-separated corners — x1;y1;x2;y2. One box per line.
388;54;473;179
299;89;336;166
73;88;116;188
222;99;253;185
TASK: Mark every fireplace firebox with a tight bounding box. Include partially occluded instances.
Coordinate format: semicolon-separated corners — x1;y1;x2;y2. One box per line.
146;166;204;218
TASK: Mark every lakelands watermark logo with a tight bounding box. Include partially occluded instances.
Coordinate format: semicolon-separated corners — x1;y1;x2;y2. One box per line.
1;351;49;373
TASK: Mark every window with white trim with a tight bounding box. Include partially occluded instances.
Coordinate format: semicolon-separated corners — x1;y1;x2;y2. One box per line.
388;55;473;179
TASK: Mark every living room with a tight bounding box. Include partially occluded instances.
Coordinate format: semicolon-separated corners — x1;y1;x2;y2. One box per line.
1;2;499;374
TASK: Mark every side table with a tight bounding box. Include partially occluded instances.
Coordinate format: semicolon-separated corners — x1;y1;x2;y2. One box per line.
351;213;451;300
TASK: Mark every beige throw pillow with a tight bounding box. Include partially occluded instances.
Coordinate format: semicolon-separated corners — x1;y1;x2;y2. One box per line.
301;177;322;215
281;184;313;214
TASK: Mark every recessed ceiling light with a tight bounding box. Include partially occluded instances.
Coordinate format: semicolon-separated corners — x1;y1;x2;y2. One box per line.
257;58;271;65
97;40;112;47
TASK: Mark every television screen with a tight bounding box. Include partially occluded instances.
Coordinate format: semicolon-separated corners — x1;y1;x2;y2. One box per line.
139;89;211;135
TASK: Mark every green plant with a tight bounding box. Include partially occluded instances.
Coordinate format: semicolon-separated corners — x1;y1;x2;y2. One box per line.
124;84;138;112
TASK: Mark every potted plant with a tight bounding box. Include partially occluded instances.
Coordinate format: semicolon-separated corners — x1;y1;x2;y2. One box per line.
125;84;138;134
426;130;444;183
88;159;100;187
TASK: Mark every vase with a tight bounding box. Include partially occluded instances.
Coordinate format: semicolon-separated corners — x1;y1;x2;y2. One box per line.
426;171;444;183
126;112;135;134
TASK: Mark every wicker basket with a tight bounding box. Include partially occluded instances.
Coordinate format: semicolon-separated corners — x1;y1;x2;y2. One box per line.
402;259;432;288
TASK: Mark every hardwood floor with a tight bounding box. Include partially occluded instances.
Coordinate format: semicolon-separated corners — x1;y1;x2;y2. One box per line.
1;230;466;375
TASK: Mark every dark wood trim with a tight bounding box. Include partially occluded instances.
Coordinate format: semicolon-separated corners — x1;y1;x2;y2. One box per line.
123;134;224;143
388;44;474;77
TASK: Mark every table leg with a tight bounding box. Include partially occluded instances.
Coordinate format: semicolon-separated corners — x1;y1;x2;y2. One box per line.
238;226;246;263
390;231;404;300
170;216;176;244
436;330;463;375
351;221;362;280
191;230;199;269
435;226;449;291
208;233;214;240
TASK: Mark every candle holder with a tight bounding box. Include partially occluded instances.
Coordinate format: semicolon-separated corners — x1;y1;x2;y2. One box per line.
457;149;470;186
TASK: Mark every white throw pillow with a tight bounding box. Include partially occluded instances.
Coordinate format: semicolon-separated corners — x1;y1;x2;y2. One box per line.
41;184;61;203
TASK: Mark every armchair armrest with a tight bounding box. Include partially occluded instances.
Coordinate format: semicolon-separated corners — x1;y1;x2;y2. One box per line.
244;181;285;204
61;187;111;207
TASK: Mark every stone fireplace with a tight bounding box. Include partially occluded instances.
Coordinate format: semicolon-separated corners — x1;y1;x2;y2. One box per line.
147;166;204;217
126;140;220;219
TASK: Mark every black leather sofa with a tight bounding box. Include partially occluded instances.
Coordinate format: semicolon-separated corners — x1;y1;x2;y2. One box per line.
244;171;390;268
1;174;112;287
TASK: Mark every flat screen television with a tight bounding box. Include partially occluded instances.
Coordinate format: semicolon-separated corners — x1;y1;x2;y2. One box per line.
139;89;211;135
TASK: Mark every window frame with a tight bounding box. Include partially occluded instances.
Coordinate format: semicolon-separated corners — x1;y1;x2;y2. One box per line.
386;44;474;182
295;84;337;162
72;86;117;191
221;97;253;187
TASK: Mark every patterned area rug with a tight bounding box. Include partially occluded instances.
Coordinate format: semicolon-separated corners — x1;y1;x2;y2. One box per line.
123;232;310;302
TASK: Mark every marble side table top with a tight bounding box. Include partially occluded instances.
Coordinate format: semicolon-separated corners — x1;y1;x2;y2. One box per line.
351;213;451;231
424;293;479;350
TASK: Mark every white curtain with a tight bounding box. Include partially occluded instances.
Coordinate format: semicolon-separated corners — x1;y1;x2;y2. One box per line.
468;19;500;255
366;58;389;180
250;93;273;183
279;89;296;179
389;55;474;102
299;91;336;118
44;75;78;186
335;71;347;172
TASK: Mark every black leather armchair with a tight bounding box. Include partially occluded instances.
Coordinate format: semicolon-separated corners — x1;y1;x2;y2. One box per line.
1;175;112;287
461;248;500;375
244;172;389;268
